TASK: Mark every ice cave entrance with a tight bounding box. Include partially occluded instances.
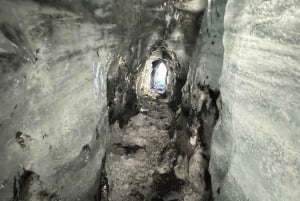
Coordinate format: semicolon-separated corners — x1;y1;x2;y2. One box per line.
151;60;167;91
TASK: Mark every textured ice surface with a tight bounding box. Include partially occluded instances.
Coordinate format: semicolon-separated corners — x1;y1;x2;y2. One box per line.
210;0;300;200
0;0;114;200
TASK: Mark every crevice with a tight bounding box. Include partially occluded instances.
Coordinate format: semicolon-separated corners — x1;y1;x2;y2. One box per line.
168;80;220;201
13;170;59;201
151;170;185;200
196;85;220;201
95;155;109;201
113;143;144;155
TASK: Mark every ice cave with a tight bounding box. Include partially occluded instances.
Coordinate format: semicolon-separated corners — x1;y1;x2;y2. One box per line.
0;0;299;201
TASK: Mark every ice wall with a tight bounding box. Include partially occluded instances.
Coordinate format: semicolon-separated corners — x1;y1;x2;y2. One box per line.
210;0;300;200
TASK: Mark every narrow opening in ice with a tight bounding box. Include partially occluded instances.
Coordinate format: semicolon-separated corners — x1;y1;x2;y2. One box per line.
150;60;167;91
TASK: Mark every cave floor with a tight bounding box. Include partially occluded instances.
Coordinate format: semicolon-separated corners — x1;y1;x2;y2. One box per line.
104;97;193;201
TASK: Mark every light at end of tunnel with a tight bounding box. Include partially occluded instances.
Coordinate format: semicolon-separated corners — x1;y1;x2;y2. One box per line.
151;62;167;90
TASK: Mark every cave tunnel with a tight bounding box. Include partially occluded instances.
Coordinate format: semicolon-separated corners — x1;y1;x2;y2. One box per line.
0;0;298;201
